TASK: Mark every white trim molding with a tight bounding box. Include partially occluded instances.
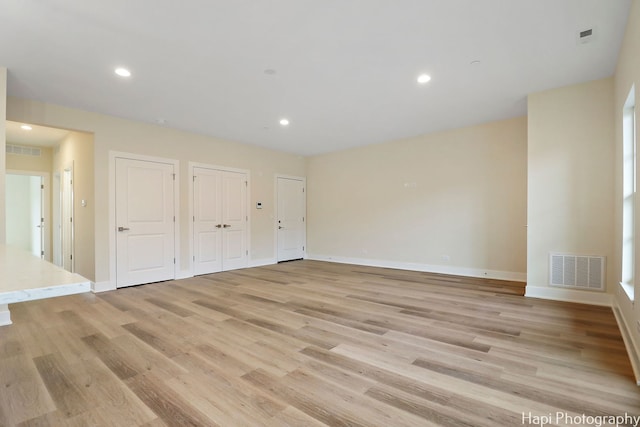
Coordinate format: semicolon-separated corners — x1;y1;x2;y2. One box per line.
92;281;114;293
620;281;635;301
176;270;193;280
249;258;277;268
612;303;640;386
307;254;526;282
525;285;613;306
0;304;11;326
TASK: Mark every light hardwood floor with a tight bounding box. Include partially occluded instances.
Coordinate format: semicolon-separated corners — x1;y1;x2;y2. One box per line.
1;260;638;426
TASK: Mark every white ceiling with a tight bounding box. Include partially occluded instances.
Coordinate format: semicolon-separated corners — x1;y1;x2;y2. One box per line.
0;0;631;156
5;121;69;147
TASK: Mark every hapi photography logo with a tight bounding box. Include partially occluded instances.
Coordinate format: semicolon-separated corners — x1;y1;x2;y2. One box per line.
522;412;640;427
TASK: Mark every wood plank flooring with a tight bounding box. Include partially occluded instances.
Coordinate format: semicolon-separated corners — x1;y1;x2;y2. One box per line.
1;260;638;426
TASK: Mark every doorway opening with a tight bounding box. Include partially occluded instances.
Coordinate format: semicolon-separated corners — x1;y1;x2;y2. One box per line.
5;120;95;280
5;171;47;258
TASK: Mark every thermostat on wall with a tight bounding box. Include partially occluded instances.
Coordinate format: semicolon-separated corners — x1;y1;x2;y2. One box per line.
256;202;263;209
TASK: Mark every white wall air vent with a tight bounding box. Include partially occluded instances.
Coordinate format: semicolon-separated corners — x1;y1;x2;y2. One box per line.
549;253;605;291
577;27;595;44
6;144;41;157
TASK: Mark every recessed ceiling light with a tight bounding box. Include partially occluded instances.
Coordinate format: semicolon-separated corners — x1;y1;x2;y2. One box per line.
20;125;32;131
417;74;431;84
115;67;131;77
280;118;290;126
470;60;481;66
264;69;277;75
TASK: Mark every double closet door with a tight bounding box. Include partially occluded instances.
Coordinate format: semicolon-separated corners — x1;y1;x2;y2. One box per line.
193;167;248;275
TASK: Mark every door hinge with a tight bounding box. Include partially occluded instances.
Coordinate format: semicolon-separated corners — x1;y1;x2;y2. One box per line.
70;217;73;223
41;184;44;189
246;250;248;255
41;250;44;256
303;188;305;192
41;217;44;223
193;176;196;182
173;216;176;222
245;181;248;187
303;246;305;251
174;258;176;264
70;254;73;260
193;216;195;222
302;217;305;222
193;256;195;261
246;216;248;221
173;173;176;180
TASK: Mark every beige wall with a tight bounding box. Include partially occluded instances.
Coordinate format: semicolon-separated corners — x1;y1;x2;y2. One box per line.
6;97;306;286
614;0;640;368
53;132;95;281
0;67;6;244
307;116;527;279
527;78;615;296
6;146;53;172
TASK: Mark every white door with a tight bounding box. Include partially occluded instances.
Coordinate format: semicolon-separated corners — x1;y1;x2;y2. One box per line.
193;168;223;275
193;167;248;275
277;177;306;262
116;158;175;288
221;171;248;271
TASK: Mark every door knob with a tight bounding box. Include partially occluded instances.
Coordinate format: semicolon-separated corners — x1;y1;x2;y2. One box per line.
215;224;222;228
278;226;284;229
118;226;130;232
223;224;231;228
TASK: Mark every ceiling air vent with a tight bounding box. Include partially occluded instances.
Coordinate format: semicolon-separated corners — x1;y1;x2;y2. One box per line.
6;143;41;157
577;28;595;44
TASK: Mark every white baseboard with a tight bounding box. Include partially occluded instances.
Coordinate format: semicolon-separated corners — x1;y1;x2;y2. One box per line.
92;281;115;293
95;262;275;291
612;302;640;386
525;285;612;306
249;258;277;268
176;270;193;280
306;254;526;282
0;304;12;326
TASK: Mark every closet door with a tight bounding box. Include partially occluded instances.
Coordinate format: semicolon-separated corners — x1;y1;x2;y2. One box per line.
193;167;248;275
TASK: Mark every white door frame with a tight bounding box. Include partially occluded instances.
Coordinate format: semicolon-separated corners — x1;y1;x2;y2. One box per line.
52;171;61;267
62;163;74;272
188;162;251;276
109;151;180;290
274;174;306;262
7;169;51;261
